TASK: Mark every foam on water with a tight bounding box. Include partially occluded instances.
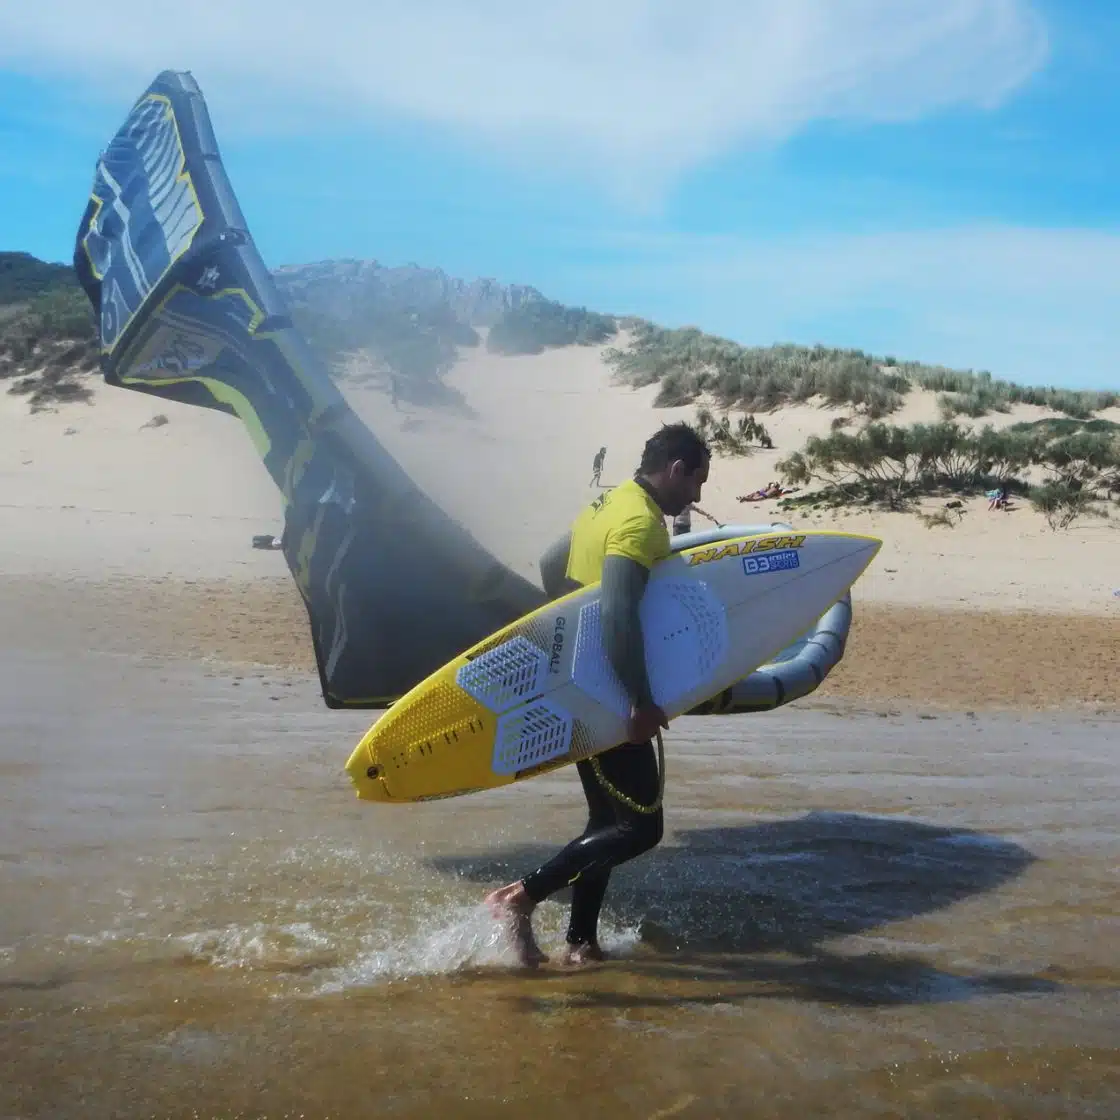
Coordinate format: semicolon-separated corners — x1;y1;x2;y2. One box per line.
173;921;339;972
65;929;130;948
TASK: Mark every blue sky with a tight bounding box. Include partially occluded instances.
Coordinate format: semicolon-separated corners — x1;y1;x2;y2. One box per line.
1;0;1117;389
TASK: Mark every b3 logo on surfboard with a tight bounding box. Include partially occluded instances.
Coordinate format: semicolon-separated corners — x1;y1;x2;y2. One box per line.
742;549;800;576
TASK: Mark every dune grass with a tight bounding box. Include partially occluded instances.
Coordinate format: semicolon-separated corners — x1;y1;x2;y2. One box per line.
605;321;1117;420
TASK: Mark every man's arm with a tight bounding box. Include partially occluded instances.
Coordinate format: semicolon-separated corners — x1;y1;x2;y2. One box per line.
600;554;655;710
539;531;576;601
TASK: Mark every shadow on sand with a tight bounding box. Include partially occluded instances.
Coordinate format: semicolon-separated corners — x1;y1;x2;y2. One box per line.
429;810;1056;1009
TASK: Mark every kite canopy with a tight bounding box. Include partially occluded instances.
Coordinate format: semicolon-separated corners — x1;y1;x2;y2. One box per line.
73;70;545;708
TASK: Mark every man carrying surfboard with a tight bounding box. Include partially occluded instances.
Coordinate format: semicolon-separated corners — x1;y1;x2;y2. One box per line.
485;422;712;967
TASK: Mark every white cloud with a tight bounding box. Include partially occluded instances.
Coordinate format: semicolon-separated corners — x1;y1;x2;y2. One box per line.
560;226;1120;389
0;0;1049;199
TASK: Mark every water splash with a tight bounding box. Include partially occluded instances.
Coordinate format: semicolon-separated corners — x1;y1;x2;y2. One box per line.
311;901;643;993
313;904;507;991
173;921;338;972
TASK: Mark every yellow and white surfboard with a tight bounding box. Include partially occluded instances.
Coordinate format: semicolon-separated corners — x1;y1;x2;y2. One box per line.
345;528;881;804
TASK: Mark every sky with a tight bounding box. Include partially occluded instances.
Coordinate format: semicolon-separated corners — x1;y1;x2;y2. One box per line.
1;0;1117;390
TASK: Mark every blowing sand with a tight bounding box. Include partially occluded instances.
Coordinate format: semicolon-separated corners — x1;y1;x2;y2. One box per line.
1;335;1116;710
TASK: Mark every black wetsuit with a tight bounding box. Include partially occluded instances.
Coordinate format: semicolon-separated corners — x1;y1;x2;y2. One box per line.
519;528;664;946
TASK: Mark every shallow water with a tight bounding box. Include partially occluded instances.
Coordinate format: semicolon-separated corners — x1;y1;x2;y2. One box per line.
1;649;1117;1118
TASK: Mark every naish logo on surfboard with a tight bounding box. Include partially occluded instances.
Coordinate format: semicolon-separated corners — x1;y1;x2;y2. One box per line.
686;534;807;567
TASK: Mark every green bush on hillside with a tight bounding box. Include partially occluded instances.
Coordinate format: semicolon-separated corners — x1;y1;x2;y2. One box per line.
912;365;1116;418
486;300;618;355
0;251;80;305
607;324;912;418
606;322;1116;420
0;286;99;411
1028;482;1109;531
694;406;773;456
938;387;1012;419
1007;416;1120;440
0;287;97;367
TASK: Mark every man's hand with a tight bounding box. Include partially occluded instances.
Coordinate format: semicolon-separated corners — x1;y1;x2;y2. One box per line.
627;702;668;743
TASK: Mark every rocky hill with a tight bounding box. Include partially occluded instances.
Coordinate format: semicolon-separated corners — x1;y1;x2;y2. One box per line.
0;251;80;303
0;252;563;410
272;258;544;327
3;250;1115;426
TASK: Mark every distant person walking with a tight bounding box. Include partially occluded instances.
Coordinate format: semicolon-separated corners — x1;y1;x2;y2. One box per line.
590;446;607;487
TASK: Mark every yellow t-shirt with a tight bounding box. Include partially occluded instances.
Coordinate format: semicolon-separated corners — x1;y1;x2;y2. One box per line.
565;478;670;587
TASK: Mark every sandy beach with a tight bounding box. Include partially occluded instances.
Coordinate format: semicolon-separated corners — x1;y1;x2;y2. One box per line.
1;340;1118;1117
2;336;1117;709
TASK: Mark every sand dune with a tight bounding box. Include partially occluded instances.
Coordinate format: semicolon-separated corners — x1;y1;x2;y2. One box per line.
344;334;1120;615
2;336;1117;609
0;337;1116;712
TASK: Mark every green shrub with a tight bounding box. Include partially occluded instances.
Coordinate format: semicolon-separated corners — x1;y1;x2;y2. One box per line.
606;321;1116;419
487;300;617;355
1029;482;1108;530
775;420;1117;513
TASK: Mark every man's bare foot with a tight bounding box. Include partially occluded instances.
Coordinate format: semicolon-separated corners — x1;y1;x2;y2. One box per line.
484;882;548;968
558;941;607;967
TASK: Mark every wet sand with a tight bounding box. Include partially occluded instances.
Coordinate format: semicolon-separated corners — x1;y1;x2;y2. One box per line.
2;639;1118;1118
3;574;1117;712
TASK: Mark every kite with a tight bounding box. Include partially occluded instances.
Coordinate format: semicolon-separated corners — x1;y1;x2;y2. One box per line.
73;70;545;709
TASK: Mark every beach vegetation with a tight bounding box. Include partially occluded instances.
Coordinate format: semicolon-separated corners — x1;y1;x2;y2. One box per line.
606;321;1117;419
2;250;1117;430
0;280;98;412
486;299;618;355
774;421;1119;522
694;407;774;457
1028;482;1108;531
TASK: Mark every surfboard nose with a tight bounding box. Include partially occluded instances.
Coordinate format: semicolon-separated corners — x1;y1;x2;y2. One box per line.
818;532;882;590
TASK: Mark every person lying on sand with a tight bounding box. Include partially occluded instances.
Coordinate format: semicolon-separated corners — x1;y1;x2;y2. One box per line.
737;481;796;502
987;484;1010;511
485;422;712;968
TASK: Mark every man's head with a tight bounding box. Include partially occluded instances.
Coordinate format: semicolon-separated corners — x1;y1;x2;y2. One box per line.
637;422;710;516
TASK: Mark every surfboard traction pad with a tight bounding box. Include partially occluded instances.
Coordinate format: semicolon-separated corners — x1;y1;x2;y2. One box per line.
372;576;732;788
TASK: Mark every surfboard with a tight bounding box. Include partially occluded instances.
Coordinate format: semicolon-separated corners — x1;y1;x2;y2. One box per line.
344;528;881;804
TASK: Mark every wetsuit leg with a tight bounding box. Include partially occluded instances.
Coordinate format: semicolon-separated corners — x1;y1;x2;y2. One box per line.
520;740;664;940
565;756;617;946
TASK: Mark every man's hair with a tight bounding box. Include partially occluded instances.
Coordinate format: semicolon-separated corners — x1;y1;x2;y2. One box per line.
638;422;710;474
